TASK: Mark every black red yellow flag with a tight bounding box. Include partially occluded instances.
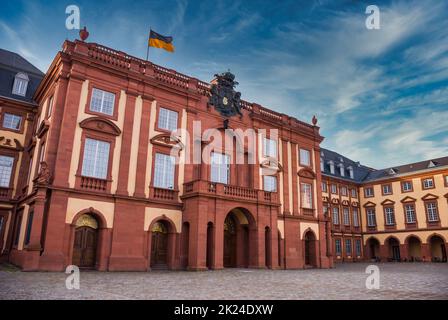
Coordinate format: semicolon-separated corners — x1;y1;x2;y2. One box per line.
148;30;174;52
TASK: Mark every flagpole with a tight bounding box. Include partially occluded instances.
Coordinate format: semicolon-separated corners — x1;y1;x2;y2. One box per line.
146;28;151;61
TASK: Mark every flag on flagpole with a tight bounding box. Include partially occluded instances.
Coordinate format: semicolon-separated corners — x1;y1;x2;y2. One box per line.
148;30;175;52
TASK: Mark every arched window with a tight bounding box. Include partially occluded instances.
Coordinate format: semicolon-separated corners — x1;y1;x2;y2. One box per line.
12;72;29;96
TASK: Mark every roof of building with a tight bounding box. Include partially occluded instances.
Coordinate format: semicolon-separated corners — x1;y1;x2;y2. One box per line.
0;48;44;104
321;147;448;184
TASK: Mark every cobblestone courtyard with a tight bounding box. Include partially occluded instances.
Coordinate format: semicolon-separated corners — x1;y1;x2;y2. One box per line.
0;263;447;300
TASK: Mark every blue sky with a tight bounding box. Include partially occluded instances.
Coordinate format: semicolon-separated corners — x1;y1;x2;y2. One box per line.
1;0;447;169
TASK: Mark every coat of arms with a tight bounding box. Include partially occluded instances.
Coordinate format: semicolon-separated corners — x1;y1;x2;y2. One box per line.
208;71;243;118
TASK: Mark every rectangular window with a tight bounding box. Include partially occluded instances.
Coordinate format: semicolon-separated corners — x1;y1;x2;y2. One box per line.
90;88;115;115
158;107;178;132
384;207;395;226
263;175;277;192
300;183;313;209
355;239;361;256
321;182;327;193
13;77;28;96
154;153;175;189
335;239;342;255
367;209;376;227
351;189;357;197
81;138;110;179
345;239;352;256
405;204;416;224
299;149;311;166
343;208;350;226
14;214;22;246
210;152;230;184
47;95;54;118
263;138;277;158
382;184;392;195
402;181;413;192
364;187;374;197
423;178;434;189
2;113;22;131
352;208;359;227
426;202;439;222
332;207;339;225
24;211;34;246
323;205;328;216
0;216;4;235
341;186;348;196
0;155;14;188
330;184;337;194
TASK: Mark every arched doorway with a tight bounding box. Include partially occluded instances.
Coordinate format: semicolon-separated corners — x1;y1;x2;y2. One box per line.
223;215;237;267
429;235;447;262
366;237;380;260
72;214;99;268
223;208;254;268
206;222;214;269
387;237;401;262
151;221;169;269
407;236;422;262
304;230;317;267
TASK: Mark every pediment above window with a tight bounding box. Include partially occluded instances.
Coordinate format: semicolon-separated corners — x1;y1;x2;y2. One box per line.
400;196;416;203
381;199;395;206
79;117;121;136
342;200;350;206
0;136;24;151
363;201;376;207
421;193;439;201
260;159;283;172
298;168;315;179
36;119;50;138
322;196;329;203
351;201;359;207
331;198;340;205
150;133;184;150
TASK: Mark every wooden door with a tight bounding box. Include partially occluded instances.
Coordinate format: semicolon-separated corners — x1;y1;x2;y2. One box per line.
151;228;168;268
73;227;98;268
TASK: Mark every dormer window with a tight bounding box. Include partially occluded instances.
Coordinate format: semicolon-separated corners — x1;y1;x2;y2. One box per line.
320;157;324;172
428;161;437;168
12;72;29;96
328;160;335;174
347;166;354;179
388;168;397;175
338;163;345;177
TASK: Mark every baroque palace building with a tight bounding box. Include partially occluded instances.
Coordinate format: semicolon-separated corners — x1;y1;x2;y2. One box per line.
0;39;446;271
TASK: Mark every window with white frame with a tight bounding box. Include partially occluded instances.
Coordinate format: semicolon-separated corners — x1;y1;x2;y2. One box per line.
323;205;328;217
382;184;392;194
335;239;342;255
81;138;110;179
299;149;310;166
352;208;359;227
330;184;337;194
343;207;350;226
263;137;277;158
332;207;339;225
300;183;313;209
90;88;115;116
402;181;412;192
384;207;395;225
321;182;327;192
158;107;178;132
341;186;347;196
0;156;14;188
263;175;277;192
12;73;29;96
345;239;352;255
404;204;416;223
364;187;374;197
423;178;434;189
320;158;324;172
2;113;22;131
153;153;176;189
210;152;230;184
351;188;357;197
426;202;439;222
355;239;361;256
366;208;376;227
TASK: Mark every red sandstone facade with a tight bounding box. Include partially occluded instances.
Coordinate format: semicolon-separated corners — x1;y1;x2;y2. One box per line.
4;40;333;271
